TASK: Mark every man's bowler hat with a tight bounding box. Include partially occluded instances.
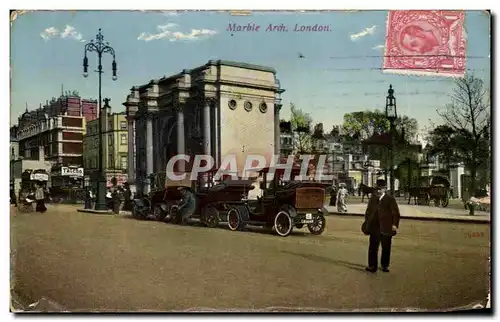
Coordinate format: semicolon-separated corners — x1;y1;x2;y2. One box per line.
376;179;387;188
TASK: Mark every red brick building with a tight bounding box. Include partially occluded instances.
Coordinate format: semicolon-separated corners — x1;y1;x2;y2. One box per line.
14;93;97;190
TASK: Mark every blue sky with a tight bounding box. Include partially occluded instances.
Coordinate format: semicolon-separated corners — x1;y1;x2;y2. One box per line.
11;10;490;133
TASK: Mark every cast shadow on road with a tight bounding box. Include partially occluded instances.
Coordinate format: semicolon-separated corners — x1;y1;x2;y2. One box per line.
280;250;367;272
120;214;315;237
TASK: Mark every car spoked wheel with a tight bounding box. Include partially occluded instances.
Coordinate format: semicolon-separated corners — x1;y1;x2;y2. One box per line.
204;206;219;228
132;204;143;219
168;205;180;224
274;211;293;237
152;204;167;221
307;214;326;235
227;208;242;231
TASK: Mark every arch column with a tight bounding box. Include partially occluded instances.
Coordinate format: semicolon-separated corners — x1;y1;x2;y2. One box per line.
274;104;282;155
126;115;136;184
203;98;213;161
145;112;154;193
175;105;185;173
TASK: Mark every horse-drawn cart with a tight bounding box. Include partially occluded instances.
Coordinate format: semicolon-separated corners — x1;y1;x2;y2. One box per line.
407;175;450;207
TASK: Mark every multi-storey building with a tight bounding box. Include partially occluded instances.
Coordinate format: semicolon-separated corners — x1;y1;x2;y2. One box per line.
11;92;97;191
83;106;129;187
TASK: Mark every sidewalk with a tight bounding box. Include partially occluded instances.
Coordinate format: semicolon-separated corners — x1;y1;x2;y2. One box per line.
326;203;490;224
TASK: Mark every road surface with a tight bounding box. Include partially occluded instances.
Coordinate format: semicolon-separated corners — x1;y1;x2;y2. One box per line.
11;205;490;312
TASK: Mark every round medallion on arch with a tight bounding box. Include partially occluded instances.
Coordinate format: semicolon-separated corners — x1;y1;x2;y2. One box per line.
228;99;237;110
259;102;268;113
244;101;253;112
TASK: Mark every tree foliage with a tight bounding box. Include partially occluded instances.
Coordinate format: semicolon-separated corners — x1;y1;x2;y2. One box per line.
342;109;418;142
341;109;420;171
290;103;313;153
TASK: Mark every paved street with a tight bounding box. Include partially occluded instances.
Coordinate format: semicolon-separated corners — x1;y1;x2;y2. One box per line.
11;205;490;312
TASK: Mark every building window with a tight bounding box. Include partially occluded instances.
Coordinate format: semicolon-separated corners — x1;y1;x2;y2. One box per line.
11;147;15;159
108;134;113;146
228;99;237;110
120;134;127;145
108;154;114;168
244;101;253;112
120;121;127;130
259;102;268;113
108;121;113;131
120;156;127;170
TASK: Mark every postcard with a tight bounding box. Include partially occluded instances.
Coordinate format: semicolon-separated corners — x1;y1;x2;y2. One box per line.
10;9;491;313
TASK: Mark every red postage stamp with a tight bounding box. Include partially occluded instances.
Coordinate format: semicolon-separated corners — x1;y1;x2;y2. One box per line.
383;10;466;77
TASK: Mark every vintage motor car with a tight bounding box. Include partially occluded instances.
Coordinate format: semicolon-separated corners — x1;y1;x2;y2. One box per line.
142;170;253;227
225;166;329;237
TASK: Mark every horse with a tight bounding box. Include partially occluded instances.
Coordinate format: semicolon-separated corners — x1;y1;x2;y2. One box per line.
407;187;421;205
358;184;377;203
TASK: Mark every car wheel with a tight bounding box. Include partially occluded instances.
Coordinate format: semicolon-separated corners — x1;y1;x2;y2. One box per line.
169;205;181;224
152;204;167;221
204;206;220;228
132;204;144;219
274;210;293;237
227;207;242;231
307;214;326;235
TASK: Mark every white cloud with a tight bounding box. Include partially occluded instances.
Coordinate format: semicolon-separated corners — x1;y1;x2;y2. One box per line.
372;44;385;50
60;25;84;42
350;25;377;41
138;23;218;42
40;25;84;42
40;27;59;40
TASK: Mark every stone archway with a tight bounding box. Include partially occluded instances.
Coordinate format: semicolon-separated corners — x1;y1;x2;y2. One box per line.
160;116;177;170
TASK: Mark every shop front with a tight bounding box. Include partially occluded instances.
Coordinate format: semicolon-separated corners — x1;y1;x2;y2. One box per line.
20;169;50;192
50;166;85;203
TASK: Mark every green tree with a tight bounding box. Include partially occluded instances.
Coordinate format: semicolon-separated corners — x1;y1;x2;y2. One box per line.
342;110;420;171
290;103;313;153
342;109;418;142
425;125;457;170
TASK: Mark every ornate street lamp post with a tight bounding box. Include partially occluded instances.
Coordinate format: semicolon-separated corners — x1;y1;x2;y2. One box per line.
385;84;397;195
83;29;118;211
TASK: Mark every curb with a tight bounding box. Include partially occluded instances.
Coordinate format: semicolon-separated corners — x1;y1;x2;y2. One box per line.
77;209;130;215
77;209;114;215
327;212;490;224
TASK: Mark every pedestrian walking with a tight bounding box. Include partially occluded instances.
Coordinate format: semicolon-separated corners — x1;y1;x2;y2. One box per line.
329;185;337;207
112;188;121;214
34;184;47;213
10;185;17;207
84;188;92;209
122;182;132;211
362;179;400;273
336;183;348;212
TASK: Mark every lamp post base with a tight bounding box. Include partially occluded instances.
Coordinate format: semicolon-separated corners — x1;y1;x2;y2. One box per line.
94;176;108;211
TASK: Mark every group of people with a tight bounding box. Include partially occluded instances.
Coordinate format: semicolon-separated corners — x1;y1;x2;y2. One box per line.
11;184;48;213
84;183;134;213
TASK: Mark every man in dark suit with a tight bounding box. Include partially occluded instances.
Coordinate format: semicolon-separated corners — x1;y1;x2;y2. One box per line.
363;179;401;273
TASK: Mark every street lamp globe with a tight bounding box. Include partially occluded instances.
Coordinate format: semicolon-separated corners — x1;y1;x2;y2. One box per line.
112;75;117;81
83;72;89;78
